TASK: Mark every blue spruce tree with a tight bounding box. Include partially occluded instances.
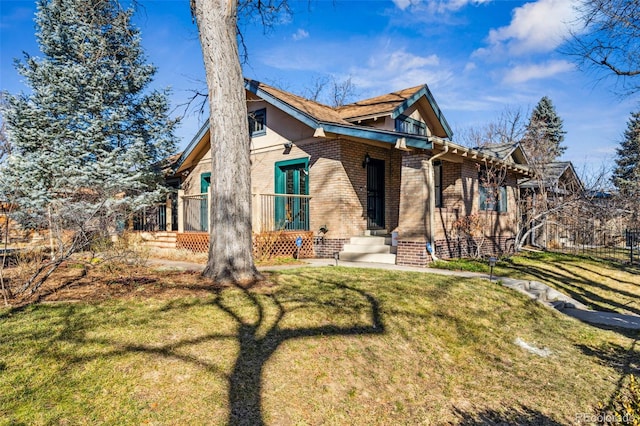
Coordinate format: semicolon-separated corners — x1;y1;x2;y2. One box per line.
0;0;177;290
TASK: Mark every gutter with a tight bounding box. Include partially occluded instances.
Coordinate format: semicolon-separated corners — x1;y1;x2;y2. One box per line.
427;140;449;261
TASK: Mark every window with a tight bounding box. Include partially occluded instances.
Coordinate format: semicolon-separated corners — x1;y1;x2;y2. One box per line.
479;167;507;212
479;183;507;212
248;108;266;137
433;160;443;208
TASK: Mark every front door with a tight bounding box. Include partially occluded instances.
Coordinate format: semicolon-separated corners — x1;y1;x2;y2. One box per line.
366;158;385;229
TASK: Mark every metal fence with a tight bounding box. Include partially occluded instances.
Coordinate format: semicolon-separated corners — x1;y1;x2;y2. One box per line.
183;193;208;232
255;193;311;233
544;222;640;264
132;204;167;232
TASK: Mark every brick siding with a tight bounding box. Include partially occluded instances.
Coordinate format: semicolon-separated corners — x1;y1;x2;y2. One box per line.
313;237;349;258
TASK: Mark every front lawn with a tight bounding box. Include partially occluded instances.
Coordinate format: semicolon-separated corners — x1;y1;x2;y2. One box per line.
432;251;640;316
1;265;637;424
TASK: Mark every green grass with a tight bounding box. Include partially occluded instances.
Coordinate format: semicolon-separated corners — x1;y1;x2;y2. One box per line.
431;251;640;316
1;266;638;424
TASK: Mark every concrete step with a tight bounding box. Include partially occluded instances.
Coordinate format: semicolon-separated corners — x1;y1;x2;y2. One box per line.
154;232;177;239
349;236;392;246
342;243;396;254
338;252;396;264
144;241;177;249
155;236;177;243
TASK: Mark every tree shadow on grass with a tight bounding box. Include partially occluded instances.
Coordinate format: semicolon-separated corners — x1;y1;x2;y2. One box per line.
502;259;640;317
454;405;564;425
576;335;639;410
220;273;384;425
34;270;385;425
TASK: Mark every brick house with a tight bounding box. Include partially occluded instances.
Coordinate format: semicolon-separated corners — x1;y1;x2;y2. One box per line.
170;79;533;266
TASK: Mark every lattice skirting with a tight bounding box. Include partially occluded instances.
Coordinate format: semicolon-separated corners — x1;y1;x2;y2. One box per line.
254;231;314;259
175;231;315;258
176;232;210;253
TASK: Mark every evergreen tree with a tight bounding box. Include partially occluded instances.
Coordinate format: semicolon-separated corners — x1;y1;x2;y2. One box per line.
612;111;640;198
0;0;176;262
522;96;567;164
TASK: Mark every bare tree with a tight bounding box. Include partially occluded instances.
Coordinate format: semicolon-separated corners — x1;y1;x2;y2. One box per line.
302;75;358;107
329;76;357;107
568;0;640;95
303;75;330;102
457;107;527;148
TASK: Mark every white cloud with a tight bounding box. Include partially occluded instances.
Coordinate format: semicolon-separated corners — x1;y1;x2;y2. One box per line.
478;0;579;57
392;0;413;11
347;48;451;92
292;29;309;41
503;60;574;84
463;62;477;73
393;0;491;13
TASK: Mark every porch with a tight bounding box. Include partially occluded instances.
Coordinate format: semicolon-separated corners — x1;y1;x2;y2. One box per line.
136;191;315;257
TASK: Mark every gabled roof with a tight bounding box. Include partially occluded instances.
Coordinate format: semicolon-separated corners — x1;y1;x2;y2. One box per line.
336;84;453;139
247;80;351;126
519;161;583;192
245;79;435;148
336;85;424;120
174;79;458;173
474;143;529;165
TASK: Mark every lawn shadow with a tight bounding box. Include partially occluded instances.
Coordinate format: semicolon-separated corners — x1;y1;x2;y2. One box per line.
503;258;640;317
219;272;385;425
454;405;564;425
576;336;639;410
42;269;385;425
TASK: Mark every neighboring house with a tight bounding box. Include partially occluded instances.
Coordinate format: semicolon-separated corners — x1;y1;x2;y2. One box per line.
171;79;533;266
519;161;584;248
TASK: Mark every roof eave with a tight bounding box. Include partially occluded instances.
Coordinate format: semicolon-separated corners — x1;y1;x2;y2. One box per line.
174;120;210;173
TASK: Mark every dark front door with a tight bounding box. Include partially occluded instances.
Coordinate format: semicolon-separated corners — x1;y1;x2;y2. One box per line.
366;158;385;229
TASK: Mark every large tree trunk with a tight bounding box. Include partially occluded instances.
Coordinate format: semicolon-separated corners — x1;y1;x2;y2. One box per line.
192;0;261;285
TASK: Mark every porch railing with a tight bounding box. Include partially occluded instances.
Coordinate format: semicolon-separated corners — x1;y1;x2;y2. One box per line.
254;193;311;233
133;204;167;232
182;193;209;232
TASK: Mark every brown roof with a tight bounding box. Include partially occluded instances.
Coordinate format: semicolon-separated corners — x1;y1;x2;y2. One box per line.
336;85;424;120
250;80;352;126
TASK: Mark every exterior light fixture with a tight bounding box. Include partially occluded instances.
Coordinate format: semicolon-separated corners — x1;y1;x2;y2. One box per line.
362;153;370;168
488;256;497;281
284;142;293;149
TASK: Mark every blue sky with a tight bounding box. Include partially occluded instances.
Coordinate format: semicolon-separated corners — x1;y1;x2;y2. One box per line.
1;0;638;177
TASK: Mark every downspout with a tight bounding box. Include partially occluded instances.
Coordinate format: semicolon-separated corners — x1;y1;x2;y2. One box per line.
426;140;449;261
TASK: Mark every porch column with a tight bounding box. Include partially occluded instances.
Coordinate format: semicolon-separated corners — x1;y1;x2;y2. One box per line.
177;189;185;233
251;193;261;233
207;186;212;232
396;152;432;267
165;193;173;232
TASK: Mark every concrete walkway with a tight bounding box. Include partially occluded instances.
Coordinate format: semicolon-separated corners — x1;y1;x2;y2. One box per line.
147;257;640;331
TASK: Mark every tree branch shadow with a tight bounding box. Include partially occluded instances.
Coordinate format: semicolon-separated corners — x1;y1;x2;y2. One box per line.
454;405;564;425
37;270;385;425
216;272;385;425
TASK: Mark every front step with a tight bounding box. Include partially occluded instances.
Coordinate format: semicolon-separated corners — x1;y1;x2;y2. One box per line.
339;234;396;265
137;231;178;249
338;252;397;264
